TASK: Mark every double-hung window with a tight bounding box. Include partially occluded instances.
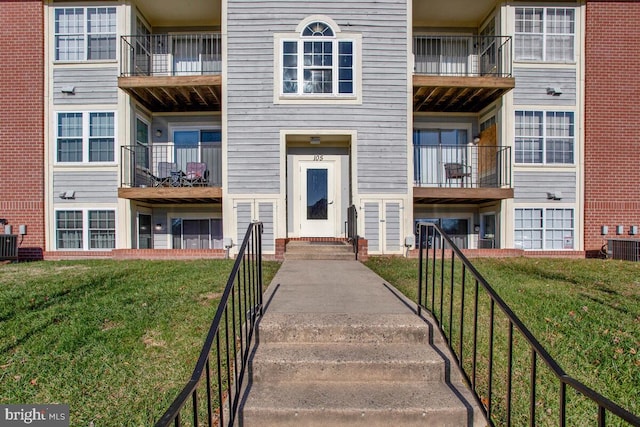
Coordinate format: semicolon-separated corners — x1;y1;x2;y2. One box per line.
515;208;574;250
515;111;574;164
281;21;355;96
57;112;115;163
56;210;116;250
89;211;116;249
515;7;575;62
55;7;117;61
56;211;83;249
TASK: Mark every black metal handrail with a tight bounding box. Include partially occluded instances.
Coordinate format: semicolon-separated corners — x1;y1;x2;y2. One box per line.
413;145;511;188
120;33;222;77
155;222;263;427
120;144;222;188
416;222;640;427
347;204;358;260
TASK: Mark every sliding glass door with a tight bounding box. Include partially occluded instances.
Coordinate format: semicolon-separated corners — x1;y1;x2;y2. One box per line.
171;218;223;249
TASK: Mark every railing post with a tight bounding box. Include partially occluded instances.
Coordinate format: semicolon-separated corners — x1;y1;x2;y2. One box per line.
417;225;425;316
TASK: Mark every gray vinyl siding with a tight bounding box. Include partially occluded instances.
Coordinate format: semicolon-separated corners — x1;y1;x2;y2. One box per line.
53;171;117;203
513;67;576;106
152;212;169;250
258;202;275;252
53;68;118;105
236;202;253;245
385;202;401;252
226;0;408;195
514;171;576;203
364;202;380;252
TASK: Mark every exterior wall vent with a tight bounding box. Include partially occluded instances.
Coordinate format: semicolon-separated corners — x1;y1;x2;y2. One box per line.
0;234;18;261
607;239;640;261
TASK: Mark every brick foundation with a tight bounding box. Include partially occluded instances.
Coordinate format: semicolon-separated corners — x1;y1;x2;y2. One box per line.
405;248;586;259
44;249;228;261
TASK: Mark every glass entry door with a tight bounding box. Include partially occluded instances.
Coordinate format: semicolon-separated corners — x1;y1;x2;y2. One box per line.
138;213;152;249
299;161;335;237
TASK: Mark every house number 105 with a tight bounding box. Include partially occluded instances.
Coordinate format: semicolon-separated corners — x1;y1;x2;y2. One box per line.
313;154;324;161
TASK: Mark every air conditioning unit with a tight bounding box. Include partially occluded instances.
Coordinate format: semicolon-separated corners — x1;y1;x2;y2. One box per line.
607;239;640;262
1;234;18;261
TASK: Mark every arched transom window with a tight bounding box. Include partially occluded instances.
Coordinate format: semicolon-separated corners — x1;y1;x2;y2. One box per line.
281;21;355;96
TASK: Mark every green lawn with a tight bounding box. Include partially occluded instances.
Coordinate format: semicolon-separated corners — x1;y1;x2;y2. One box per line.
2;257;638;426
366;256;640;425
0;259;280;426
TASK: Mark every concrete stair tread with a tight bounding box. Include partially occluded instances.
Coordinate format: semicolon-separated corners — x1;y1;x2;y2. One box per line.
254;342;442;363
240;381;483;426
285;253;356;260
259;313;436;344
250;342;445;382
286;241;350;247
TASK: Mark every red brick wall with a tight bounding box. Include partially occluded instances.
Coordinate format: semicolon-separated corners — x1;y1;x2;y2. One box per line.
584;1;640;256
0;1;45;260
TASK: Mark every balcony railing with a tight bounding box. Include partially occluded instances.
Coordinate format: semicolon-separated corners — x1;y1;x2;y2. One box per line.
414;145;511;188
413;35;512;77
121;143;222;188
120;33;222;77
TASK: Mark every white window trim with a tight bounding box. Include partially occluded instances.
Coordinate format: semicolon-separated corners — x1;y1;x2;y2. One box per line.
274;22;362;105
514;110;575;166
53;6;118;63
514;206;575;250
513;6;576;64
55;111;117;165
55;208;117;251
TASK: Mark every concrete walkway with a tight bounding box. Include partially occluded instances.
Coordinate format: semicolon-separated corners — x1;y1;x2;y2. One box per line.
265;259;417;314
239;260;487;426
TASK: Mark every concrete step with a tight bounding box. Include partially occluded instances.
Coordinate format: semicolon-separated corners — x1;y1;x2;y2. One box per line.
239;381;485;427
250;342;445;383
285;241;356;261
284;252;356;260
258;313;440;345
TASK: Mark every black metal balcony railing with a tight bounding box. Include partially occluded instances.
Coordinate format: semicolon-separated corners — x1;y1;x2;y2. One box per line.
416;222;640;426
121;143;222;188
155;222;263;427
413;35;512;78
414;145;512;188
121;33;222;77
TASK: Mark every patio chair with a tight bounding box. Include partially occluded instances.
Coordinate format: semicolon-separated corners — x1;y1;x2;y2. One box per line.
153;162;178;187
184;162;209;186
444;162;471;187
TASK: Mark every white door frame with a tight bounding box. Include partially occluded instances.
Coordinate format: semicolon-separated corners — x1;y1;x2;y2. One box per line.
293;156;341;237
